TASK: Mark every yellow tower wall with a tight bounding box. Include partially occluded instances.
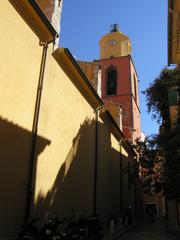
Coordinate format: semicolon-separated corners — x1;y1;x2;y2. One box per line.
99;32;131;59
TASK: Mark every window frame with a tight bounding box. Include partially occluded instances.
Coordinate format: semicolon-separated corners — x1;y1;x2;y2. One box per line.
106;66;118;96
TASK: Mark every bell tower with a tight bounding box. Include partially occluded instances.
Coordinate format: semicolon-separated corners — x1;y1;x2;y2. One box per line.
99;24;131;59
78;24;141;143
96;24;141;143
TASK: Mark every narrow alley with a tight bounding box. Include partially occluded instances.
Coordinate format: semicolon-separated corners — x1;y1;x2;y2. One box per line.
117;218;179;240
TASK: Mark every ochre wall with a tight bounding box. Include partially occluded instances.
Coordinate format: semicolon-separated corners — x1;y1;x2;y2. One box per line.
0;2;42;125
97;116;135;220
109;134;122;213
0;2;96;233
0;1;43;236
97;117;117;217
33;50;96;219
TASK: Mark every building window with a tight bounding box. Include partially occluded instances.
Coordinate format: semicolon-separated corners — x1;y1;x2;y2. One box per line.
106;68;117;95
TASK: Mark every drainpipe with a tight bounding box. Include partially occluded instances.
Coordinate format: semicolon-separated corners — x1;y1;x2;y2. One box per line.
24;41;49;222
133;176;137;218
176;198;180;225
93;106;103;216
119;139;124;217
165;196;169;218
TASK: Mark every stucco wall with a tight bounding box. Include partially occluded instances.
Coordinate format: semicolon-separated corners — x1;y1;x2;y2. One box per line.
0;2;96;233
97;117;117;218
0;1;43;236
109;134;121;213
33;50;96;219
97;116;133;220
0;2;42;126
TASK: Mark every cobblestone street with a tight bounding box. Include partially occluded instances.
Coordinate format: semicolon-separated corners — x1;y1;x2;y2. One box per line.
117;218;179;240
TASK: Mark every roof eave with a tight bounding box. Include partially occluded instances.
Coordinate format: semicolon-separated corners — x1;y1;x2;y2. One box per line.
99;108;136;157
52;48;104;111
9;0;58;43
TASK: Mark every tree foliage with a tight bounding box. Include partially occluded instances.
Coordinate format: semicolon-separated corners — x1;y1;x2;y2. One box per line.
142;67;180;124
157;123;180;199
133;136;165;195
142;66;180;199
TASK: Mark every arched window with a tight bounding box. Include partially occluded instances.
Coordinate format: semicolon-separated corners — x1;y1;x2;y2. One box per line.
106;68;117;95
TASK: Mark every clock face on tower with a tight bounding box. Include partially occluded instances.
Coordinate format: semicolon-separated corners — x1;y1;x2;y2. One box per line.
109;39;117;46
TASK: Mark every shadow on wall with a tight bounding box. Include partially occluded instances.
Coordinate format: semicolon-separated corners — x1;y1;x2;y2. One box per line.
0;117;51;237
97;121;122;219
32;118;125;223
33;118;96;220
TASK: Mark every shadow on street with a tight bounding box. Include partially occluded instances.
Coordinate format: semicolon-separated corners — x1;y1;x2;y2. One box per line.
118;218;179;240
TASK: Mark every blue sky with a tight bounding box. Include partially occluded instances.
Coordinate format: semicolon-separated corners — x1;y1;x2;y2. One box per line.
60;0;168;136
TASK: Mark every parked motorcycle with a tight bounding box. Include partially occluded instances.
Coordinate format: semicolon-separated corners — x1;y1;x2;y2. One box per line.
86;215;103;240
38;216;61;240
16;218;39;240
